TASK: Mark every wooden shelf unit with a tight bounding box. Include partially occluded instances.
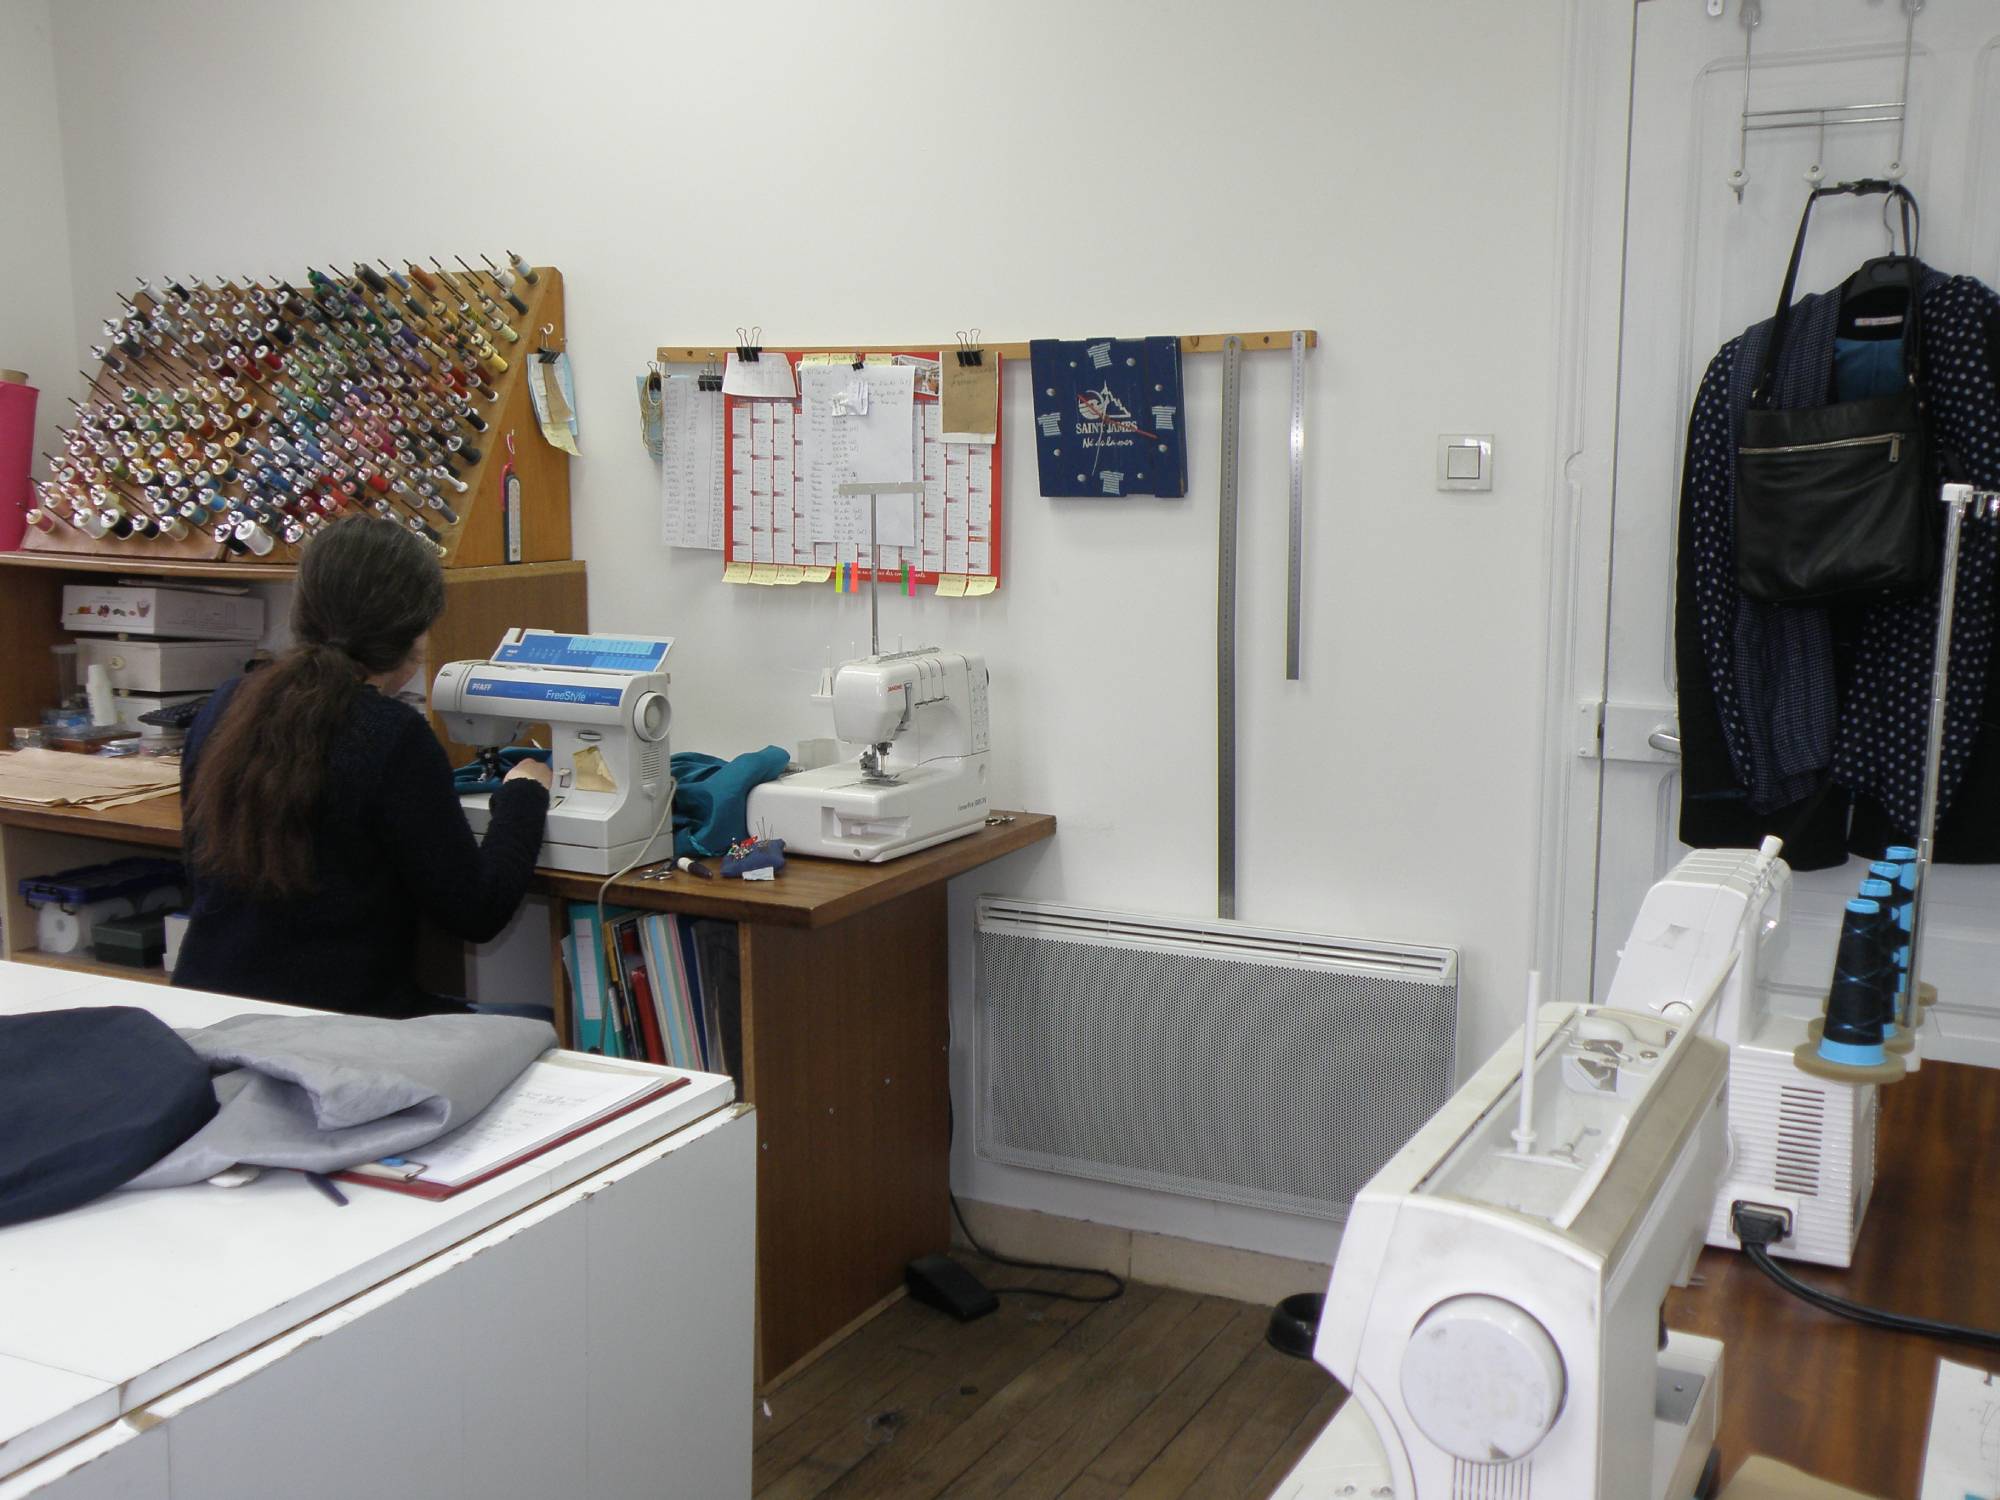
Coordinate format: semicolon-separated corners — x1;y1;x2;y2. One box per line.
10;946;170;984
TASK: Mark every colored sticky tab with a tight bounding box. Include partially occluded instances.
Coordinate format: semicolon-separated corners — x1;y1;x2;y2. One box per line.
723;561;753;583
936;574;968;598
804;566;833;584
776;565;805;586
749;564;778;585
965;575;997;596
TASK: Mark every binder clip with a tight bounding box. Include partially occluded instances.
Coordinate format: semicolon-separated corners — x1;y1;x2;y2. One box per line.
852;350;866;370
536;322;563;363
736;324;762;363
696;360;722;393
955;329;983;367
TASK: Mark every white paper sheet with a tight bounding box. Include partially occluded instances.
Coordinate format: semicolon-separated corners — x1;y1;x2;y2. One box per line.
402;1052;668;1187
1921;1357;2000;1498
799;364;916;552
721;351;797;399
658;377;725;550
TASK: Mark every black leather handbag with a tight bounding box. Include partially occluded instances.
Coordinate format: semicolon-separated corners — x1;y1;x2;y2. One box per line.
1735;183;1934;605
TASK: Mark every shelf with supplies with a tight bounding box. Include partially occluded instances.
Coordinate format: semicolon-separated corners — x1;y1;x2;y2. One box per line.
8;945;171;985
0;553;589;766
24;257;572;571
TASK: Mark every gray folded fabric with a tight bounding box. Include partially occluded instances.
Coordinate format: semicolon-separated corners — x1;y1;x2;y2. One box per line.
125;1012;555;1189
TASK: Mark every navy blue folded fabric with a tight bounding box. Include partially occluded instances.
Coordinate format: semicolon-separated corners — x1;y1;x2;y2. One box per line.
0;1006;218;1227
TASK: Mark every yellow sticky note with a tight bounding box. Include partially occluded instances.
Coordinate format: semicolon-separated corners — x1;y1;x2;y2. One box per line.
723;561;753;583
750;564;778;585
799;353;846;366
803;567;833;584
965;575;997;596
776;565;805;586
935;574;967;598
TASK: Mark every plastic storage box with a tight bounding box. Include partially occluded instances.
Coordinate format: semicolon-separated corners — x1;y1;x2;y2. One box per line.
20;858;187;955
93;912;168;968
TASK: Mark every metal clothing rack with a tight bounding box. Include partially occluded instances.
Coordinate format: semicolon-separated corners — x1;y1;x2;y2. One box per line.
1904;485;2000;1029
1728;0;1924;200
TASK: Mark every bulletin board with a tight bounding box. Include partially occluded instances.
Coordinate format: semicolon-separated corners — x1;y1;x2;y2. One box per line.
719;351;1002;594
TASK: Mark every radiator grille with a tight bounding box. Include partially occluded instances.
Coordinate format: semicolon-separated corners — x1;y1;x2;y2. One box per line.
975;899;1457;1221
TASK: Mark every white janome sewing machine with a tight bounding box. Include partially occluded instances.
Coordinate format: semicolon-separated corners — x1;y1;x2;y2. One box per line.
1294;999;1729;1499
431;629;674;876
746;649;991;862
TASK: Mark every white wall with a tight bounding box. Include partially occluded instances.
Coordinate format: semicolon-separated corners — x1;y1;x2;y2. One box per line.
0;0;77;466
41;0;1574;1261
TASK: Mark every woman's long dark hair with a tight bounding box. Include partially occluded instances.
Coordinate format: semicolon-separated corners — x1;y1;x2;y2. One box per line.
185;517;445;896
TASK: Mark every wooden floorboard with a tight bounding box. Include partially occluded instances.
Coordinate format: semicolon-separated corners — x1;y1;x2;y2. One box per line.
752;1257;1342;1500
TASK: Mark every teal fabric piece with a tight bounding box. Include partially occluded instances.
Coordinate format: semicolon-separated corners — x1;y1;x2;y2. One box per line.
672;746;791;857
1833;335;1905;400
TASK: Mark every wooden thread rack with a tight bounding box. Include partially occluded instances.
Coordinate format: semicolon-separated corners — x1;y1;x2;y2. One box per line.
25;260;572;571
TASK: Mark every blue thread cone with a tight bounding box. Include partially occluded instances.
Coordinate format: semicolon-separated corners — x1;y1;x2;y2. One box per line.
1819;898;1890;1066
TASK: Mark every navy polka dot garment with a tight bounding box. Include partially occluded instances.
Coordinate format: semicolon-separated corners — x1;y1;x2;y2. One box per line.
1680;274;2000;835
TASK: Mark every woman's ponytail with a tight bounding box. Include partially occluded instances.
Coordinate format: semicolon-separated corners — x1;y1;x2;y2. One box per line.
184;518;445;896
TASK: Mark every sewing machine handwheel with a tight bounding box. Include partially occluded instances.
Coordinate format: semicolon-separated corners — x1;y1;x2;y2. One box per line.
1400;1294;1565;1463
632;691;670;743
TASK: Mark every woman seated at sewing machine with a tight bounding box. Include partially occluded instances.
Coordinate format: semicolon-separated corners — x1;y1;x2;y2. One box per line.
174;516;553;1018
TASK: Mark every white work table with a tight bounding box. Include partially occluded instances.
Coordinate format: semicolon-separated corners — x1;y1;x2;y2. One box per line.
0;964;754;1499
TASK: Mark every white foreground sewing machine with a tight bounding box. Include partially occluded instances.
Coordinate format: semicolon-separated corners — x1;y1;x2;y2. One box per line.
746;649;991;862
1606;839;1879;1267
1295;1001;1729;1499
431;629;674;875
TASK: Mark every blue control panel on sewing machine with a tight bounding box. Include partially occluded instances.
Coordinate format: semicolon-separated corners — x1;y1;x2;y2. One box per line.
491;632;673;673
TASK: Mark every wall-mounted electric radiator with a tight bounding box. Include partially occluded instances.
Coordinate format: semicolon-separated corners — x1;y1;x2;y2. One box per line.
975;898;1458;1222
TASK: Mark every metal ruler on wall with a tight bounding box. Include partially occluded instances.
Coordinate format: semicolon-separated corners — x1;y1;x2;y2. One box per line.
1217;329;1312;918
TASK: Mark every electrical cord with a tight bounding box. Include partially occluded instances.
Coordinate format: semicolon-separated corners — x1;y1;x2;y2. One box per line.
594;773;679;1048
949;1192;1125;1305
1734;1204;2000;1351
941;1092;1124;1304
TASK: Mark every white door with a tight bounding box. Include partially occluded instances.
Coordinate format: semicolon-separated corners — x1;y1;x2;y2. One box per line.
1587;0;2000;1058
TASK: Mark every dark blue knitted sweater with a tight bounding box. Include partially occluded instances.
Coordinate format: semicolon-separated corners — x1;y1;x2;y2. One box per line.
173;678;549;1018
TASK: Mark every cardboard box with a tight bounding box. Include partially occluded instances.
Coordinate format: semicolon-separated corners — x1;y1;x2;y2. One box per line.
61;584;265;641
75;638;252;693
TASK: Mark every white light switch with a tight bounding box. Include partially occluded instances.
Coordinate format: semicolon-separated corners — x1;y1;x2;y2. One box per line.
1437;434;1494;492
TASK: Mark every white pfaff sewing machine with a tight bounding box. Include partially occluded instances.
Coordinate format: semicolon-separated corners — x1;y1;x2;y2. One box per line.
431;629;674;876
1291;1000;1729;1499
746;649;991;862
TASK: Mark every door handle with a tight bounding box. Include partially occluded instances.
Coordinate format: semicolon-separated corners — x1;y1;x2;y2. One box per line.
1648;730;1683;756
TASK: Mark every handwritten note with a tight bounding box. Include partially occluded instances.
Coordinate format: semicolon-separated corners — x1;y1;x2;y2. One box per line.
401;1053;666;1187
799;363;916;551
721;351;797;399
1922;1357;2000;1499
940;354;999;444
659;376;725;550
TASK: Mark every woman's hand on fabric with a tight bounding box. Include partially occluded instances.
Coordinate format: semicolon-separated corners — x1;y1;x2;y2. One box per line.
503;758;553;789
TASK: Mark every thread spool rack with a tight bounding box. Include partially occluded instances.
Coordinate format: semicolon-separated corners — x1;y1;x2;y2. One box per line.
22;258;571;570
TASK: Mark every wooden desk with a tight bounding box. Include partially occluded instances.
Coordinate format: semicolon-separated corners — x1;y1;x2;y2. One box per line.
1666;1059;2000;1498
0;795;1057;1383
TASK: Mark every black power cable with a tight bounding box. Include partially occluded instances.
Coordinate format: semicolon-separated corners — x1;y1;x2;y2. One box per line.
1734;1203;2000;1351
949;1192;1125;1305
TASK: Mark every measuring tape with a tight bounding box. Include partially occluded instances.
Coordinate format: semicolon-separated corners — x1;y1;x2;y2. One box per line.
1286;330;1306;681
1217;335;1243;920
